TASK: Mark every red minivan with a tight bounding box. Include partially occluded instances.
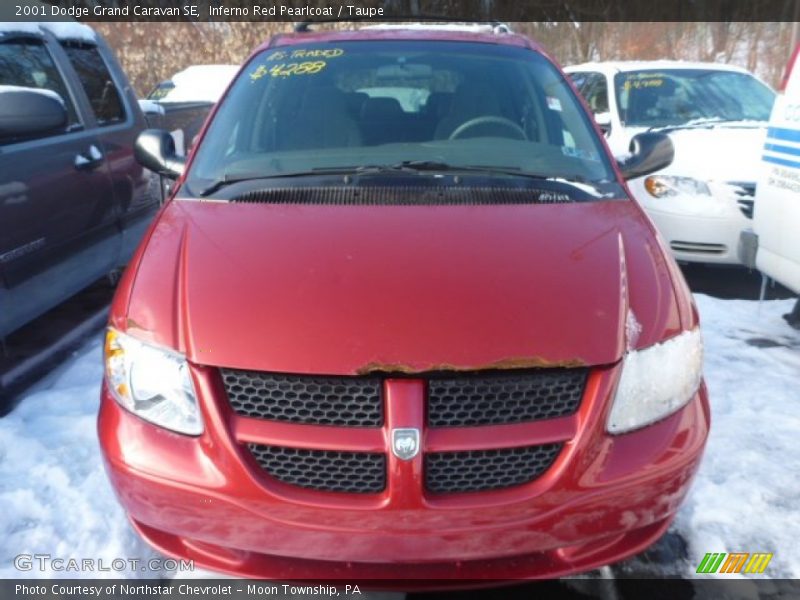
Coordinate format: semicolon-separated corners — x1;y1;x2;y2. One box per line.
99;23;709;584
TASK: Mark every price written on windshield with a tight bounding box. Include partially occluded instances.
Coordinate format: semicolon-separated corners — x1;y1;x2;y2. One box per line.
250;61;327;80
250;48;344;81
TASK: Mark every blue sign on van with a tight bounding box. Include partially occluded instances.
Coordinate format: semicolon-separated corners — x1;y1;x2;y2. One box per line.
764;127;800;168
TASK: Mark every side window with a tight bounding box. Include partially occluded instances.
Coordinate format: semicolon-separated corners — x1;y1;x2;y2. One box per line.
0;39;81;137
60;43;125;126
580;73;610;116
568;72;588;94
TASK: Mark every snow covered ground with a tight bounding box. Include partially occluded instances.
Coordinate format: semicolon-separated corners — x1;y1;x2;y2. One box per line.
0;340;163;579
677;295;800;579
1;294;798;580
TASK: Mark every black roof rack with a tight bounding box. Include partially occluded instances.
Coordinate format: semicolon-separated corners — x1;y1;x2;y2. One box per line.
293;18;512;34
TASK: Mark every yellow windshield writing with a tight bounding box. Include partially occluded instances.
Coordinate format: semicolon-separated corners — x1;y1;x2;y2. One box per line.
265;48;344;61
623;73;667;91
624;78;664;91
250;61;327;81
250;48;343;81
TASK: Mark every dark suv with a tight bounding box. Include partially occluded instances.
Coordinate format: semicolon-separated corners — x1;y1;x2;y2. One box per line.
0;23;160;339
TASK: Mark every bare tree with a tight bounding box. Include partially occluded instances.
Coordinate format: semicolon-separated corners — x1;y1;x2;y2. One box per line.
93;21;797;96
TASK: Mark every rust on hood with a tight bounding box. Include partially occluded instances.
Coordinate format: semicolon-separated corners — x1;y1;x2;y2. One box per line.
355;356;587;375
125;317;148;331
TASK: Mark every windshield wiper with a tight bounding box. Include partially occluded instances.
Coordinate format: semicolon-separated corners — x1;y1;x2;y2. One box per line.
198;167;363;196
199;162;596;197
388;162;603;186
198;164;438;195
356;161;569;181
648;117;743;132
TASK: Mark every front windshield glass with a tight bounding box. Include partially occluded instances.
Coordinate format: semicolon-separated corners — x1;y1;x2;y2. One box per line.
185;41;617;197
614;68;775;128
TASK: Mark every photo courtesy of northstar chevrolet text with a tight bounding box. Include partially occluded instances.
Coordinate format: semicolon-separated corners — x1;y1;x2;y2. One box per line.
0;0;799;596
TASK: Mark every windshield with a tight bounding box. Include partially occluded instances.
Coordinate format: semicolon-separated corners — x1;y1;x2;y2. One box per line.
147;80;175;101
185;41;618;198
614;68;775;128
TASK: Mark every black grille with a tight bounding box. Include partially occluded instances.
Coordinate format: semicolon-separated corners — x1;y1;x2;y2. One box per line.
427;369;587;427
221;369;383;427
247;444;386;493
425;444;562;494
729;181;756;219
232;186;576;205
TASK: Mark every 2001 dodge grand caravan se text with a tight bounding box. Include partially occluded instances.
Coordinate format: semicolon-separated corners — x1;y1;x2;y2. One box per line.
99;23;709;584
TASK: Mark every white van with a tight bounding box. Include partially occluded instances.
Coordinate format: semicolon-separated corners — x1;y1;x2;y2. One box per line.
746;46;800;327
566;62;775;265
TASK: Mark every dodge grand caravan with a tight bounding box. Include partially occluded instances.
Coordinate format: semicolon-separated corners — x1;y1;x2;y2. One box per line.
99;24;709;583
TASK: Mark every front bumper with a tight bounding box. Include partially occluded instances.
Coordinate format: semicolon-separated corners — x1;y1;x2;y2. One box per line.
629;179;753;265
646;207;750;264
98;364;710;584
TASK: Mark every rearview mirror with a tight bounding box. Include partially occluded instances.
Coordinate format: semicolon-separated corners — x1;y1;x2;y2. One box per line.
376;64;432;78
134;129;185;179
0;87;67;140
616;132;674;180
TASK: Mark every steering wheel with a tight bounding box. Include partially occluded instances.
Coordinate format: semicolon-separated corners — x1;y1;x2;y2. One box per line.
449;116;527;141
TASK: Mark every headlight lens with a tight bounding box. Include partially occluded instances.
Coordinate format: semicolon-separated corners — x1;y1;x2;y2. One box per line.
644;175;711;198
104;328;203;435
607;328;703;434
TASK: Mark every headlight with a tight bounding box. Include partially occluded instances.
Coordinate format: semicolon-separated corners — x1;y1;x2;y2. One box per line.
104;328;203;435
607;328;703;434
644;175;711;198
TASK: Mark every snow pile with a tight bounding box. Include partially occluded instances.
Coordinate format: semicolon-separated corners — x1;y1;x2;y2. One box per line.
39;23;96;43
0;23;42;38
154;65;239;104
0;22;96;43
677;294;800;578
0;340;161;579
0;294;798;578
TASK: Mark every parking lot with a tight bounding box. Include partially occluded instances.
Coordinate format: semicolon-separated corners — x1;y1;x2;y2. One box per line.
2;16;800;597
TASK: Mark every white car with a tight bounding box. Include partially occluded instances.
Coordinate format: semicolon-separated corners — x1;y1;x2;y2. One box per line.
745;46;800;327
566;61;775;264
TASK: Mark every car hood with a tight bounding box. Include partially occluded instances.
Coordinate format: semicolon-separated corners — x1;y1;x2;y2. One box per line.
625;123;768;181
119;198;686;375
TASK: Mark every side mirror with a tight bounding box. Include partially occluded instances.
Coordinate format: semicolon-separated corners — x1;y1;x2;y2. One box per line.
594;111;612;135
0;88;67;140
616;132;674;180
134;129;185;179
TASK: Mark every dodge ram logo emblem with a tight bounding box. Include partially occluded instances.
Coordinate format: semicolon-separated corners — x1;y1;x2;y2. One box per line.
391;428;420;460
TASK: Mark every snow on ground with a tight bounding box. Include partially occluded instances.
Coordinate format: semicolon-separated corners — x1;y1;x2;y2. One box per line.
0;294;798;579
0;339;163;579
677;295;800;578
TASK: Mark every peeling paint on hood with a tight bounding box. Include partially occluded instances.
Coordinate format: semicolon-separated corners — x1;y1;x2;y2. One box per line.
355;356;588;376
